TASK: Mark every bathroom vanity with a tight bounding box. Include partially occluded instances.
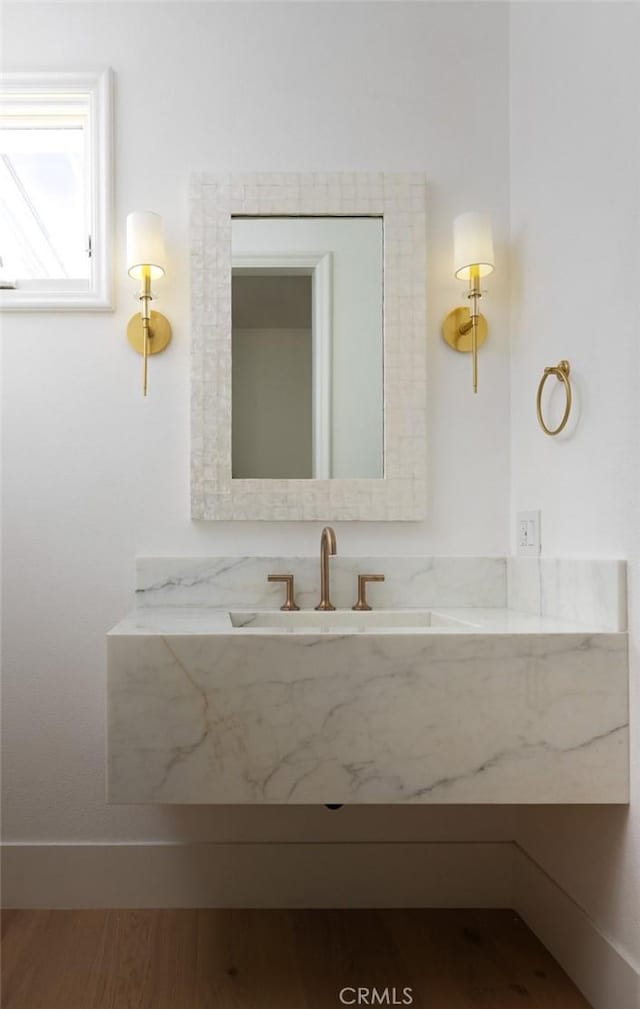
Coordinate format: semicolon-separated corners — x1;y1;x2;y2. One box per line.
107;174;628;807
107;554;629;805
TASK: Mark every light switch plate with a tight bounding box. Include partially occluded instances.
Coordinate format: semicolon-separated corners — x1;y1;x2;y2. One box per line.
517;510;541;556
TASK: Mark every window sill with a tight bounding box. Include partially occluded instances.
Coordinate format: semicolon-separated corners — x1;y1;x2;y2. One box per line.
0;289;114;312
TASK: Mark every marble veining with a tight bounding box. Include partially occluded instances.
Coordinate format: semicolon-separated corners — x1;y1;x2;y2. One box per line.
107;554;629;805
507;557;626;631
107;611;629;805
136;556;507;611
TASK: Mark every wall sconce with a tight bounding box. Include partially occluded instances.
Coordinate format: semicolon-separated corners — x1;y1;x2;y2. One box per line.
442;211;494;393
126;211;172;396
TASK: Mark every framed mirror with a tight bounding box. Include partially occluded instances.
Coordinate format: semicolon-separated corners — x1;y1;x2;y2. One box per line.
191;173;427;520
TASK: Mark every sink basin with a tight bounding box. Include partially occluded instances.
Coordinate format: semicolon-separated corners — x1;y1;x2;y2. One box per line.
229;609;479;632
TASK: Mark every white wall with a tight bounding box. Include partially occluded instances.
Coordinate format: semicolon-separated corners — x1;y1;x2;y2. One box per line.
509;0;640;979
1;3;512;860
4;7;638;991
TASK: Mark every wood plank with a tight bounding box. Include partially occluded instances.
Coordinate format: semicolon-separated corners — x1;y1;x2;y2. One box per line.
384;908;484;1009
0;908;593;1009
93;908;157;1009
1;909;47;1009
292;908;424;1009
1;910;109;1009
384;908;586;1009
475;909;593;1009
92;909;198;1009
195;909;307;1009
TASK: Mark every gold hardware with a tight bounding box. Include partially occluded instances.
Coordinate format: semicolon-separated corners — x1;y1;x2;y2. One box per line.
127;267;172;397
443;210;495;394
442;307;488;353
537;360;572;436
316;526;337;611
267;574;300;611
442;266;487;394
353;574;385;611
126;212;171;397
127;313;172;358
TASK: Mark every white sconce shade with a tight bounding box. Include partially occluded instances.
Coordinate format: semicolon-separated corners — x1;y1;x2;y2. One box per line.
453;211;494;280
126;211;166;279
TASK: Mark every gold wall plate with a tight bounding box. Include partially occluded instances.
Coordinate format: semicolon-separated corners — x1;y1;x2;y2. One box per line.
442;307;488;353
127;311;172;355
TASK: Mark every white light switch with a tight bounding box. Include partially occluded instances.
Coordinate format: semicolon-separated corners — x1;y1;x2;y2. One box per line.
517;510;541;556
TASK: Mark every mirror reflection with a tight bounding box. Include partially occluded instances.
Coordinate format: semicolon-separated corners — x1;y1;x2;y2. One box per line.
231;217;384;480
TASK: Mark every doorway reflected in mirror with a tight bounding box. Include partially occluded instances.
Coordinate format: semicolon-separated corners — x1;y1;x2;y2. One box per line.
231;216;384;480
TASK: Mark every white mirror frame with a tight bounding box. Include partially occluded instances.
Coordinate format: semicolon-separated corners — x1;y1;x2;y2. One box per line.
190;172;427;521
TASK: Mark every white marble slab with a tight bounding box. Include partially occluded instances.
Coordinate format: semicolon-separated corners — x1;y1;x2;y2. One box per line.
108;555;629;805
136;556;507;611
107;609;629;805
111;606;596;637
507;558;627;631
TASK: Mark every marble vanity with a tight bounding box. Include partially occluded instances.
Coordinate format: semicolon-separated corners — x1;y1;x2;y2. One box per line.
107;177;628;807
107;556;628;805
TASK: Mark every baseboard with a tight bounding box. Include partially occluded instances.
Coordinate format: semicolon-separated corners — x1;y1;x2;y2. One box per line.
5;839;638;1008
513;844;640;1009
1;841;513;909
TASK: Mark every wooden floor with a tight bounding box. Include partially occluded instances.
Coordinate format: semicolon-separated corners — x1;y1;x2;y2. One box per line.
1;909;591;1009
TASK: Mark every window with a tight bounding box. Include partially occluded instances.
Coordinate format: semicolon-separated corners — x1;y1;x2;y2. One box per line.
0;70;112;310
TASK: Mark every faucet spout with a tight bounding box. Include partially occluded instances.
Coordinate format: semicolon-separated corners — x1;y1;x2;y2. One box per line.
316;526;337;611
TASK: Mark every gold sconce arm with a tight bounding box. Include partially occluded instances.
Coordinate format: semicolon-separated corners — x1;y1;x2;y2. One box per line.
442;211;494;394
141;268;151;397
126;211;172;397
126;269;172;397
442;266;487;395
468;267;481;394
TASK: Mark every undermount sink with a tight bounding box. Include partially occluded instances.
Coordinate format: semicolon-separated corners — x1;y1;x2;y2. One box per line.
107;553;629;805
229;609;479;632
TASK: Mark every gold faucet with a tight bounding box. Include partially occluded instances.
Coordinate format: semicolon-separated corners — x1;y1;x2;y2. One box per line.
316;526;337;611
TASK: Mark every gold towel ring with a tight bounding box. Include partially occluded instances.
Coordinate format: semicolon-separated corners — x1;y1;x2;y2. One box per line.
537;359;572;436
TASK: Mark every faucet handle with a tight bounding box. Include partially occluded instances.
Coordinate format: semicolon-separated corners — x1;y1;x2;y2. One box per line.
352;574;385;612
267;574;300;611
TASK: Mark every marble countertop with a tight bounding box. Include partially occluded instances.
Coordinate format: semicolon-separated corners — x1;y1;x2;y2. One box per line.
108;606;614;637
107;603;629;804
